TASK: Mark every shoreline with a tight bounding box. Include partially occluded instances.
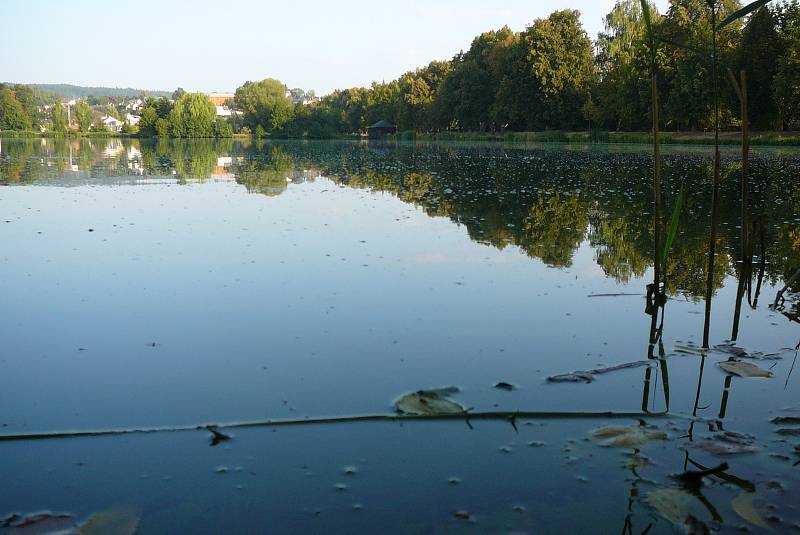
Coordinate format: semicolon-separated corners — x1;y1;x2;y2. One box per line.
2;130;800;148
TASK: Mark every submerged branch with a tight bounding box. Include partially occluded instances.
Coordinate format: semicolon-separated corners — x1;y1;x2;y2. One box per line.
0;410;676;443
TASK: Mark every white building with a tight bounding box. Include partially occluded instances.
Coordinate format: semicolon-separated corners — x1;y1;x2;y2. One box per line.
100;115;124;133
125;98;144;111
215;105;232;117
125;113;140;126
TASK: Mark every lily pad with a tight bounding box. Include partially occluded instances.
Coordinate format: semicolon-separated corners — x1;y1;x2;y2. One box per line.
731;492;772;531
394;387;465;415
718;360;772;378
590;425;667;448
776;428;800;436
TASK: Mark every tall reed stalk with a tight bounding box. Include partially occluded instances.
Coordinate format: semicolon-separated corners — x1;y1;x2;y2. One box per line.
729;69;750;340
702;0;721;349
640;0;664;305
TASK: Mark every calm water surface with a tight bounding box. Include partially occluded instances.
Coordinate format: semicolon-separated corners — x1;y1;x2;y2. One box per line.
1;138;799;533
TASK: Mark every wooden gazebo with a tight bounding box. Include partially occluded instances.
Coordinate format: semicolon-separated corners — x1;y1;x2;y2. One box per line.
366;120;397;139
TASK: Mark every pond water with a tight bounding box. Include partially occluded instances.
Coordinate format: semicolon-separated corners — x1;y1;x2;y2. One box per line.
1;137;799;534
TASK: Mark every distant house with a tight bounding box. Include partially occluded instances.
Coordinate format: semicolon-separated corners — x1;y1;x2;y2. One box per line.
366;120;397;139
215;105;232;117
208;93;234;106
125;99;144;112
125;113;140;126
100;115;124;133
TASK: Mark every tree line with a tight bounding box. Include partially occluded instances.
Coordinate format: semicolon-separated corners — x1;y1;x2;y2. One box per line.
138;93;233;138
4;1;800;137
0;86;234;138
234;0;800;137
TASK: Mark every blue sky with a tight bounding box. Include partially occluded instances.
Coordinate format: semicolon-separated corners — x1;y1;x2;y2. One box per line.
0;0;669;95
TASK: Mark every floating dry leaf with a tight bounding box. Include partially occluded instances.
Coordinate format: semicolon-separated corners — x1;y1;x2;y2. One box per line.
770;416;800;425
731;492;772;531
718;360;772;378
692;432;760;455
548;361;651;383
674;345;705;356
714;344;750;358
394;387;465;415
547;372;594;383
79;506;139;535
7;512;75;534
590;425;667;448
646;488;697;525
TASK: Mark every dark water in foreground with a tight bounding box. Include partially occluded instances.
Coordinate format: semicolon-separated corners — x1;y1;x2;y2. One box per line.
1;138;799;534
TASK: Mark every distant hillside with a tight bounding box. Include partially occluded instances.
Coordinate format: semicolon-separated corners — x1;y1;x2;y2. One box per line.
25;84;171;99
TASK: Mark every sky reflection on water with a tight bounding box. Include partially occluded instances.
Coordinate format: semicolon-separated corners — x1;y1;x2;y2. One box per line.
0;138;798;534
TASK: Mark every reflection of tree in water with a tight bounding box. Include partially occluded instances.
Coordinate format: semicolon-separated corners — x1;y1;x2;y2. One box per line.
590;214;651;283
235;146;294;196
519;191;588;268
3;138;799;300
665;238;731;300
171;139;220;180
77;139;96;172
0;137;35;183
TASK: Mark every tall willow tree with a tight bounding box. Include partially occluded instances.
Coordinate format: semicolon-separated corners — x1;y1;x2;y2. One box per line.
169;93;216;138
597;0;656;130
523;10;595;130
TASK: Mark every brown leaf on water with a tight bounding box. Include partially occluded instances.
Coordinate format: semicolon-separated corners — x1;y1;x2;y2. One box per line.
547;361;651;384
692;432;760;455
770;416;800;425
394;387;465;415
79;505;139;535
646;488;708;531
718;360;772;378
546;372;594;383
7;512;76;534
590;425;667;448
731;492;773;531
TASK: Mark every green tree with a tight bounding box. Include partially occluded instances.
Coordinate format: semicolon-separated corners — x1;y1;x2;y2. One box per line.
364;80;401;126
139;106;159;136
51;101;68;133
775;0;800;129
169;92;216;137
75;100;93;133
0;88;33;130
155;117;170;137
659;0;742;130
10;85;45;128
736;5;781;129
213;118;233;138
522;10;595;130
234;78;294;132
595;0;657;130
